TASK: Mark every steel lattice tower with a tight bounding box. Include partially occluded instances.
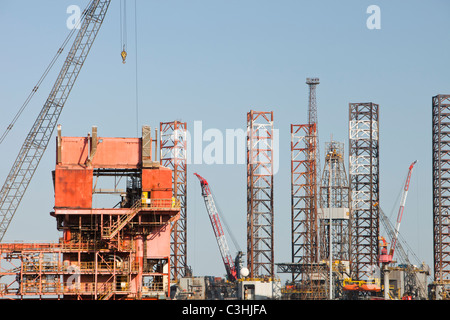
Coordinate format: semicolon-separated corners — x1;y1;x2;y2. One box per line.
306;78;321;178
318;141;350;262
247;110;274;278
160;121;188;280
285;78;323;299
290;124;319;288
306;78;319;125
432;95;450;286
349;103;379;281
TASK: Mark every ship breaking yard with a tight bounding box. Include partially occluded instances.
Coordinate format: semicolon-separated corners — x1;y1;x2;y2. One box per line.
0;0;447;302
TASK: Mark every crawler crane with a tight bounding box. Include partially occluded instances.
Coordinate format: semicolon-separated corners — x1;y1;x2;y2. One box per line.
194;173;242;281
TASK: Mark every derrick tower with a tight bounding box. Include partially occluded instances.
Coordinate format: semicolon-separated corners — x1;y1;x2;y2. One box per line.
318;141;350;263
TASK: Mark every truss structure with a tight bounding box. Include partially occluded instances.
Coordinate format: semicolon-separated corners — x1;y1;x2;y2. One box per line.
160;121;188;281
349;102;379;281
306;78;321;180
289;123;325;299
247;110;274;278
318;141;350;263
432;95;450;285
291;124;318;278
0;0;111;241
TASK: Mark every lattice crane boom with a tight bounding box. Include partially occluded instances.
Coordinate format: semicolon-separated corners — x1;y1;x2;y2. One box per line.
390;160;417;257
194;173;238;281
0;0;111;241
379;160;417;264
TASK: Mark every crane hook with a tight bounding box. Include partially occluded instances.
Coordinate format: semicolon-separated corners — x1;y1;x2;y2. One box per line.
121;48;127;64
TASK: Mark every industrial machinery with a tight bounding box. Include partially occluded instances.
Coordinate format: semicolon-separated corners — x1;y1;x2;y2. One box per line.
0;0;111;241
342;161;425;299
194;173;242;282
377;160;429;300
379;160;417;264
0;126;180;299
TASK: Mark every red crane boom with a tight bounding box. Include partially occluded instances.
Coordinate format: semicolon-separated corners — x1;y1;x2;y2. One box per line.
379;160;417;264
194;173;238;281
390;160;418;257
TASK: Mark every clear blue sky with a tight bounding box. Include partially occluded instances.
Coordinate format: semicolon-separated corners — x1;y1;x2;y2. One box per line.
0;0;448;282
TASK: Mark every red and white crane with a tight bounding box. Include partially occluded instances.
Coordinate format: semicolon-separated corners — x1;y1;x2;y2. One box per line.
379;160;417;264
194;173;238;281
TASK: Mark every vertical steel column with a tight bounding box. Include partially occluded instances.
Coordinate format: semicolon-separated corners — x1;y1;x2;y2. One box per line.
349;102;379;281
160;121;188;281
432;95;450;284
247;110;274;278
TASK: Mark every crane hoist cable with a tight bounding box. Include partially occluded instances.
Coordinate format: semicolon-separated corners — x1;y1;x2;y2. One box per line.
0;9;87;145
134;0;139;137
120;0;128;63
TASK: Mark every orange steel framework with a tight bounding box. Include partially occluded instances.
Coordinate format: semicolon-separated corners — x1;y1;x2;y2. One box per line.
160;121;188;281
247;110;274;279
282;79;322;300
0;125;179;300
289;124;322;299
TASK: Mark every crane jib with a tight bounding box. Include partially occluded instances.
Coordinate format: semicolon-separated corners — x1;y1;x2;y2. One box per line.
194;172;238;281
0;0;111;242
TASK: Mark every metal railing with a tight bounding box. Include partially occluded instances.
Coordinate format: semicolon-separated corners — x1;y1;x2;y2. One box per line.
21;261;140;274
141;198;181;209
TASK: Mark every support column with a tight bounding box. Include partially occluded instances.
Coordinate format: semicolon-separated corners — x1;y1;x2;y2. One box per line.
247;110;274;278
160;121;188;281
432;95;450;286
349;102;379;281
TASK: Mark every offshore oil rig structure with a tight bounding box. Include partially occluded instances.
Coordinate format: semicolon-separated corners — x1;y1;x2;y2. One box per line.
0;0;446;300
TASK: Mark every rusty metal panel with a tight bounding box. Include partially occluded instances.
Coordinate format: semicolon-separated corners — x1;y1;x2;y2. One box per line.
92;138;141;168
58;137;89;166
54;167;93;209
142;168;173;198
146;225;171;257
59;137;141;168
